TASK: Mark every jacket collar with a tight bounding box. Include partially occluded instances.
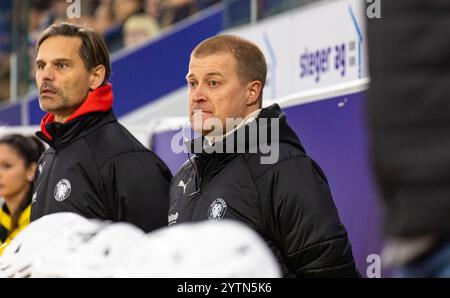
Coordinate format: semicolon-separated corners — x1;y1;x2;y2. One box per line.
186;103;305;156
40;84;114;141
37;84;115;149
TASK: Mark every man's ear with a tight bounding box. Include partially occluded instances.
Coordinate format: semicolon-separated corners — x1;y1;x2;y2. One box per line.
246;80;262;106
89;65;106;90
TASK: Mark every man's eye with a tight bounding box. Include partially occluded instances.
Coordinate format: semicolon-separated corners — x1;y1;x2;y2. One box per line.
56;63;66;69
36;64;44;70
209;80;219;87
188;81;197;88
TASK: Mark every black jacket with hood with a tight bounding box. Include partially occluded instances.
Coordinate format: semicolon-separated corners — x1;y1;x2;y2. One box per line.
31;84;172;233
169;104;359;277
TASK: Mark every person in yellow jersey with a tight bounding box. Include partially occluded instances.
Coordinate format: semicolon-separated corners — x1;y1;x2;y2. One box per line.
0;134;45;254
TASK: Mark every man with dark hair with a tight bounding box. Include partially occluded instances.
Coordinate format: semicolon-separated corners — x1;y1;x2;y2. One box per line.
31;22;172;233
169;35;359;277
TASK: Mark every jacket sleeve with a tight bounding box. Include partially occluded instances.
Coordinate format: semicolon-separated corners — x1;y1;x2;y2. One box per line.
260;156;359;277
101;151;172;233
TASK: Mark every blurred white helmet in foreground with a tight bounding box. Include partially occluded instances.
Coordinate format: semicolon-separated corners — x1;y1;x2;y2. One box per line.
31;222;144;278
1;214;280;278
115;220;281;278
0;212;97;278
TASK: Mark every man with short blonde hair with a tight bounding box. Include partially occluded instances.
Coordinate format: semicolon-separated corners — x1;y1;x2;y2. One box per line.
169;34;359;277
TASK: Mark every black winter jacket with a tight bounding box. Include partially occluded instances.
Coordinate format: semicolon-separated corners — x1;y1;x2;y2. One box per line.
368;0;450;238
169;104;359;277
31;85;172;233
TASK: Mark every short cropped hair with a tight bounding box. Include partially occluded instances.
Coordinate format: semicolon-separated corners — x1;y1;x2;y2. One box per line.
191;35;267;104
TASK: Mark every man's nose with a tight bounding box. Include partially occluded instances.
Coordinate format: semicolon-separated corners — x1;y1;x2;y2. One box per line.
190;84;207;103
38;65;55;82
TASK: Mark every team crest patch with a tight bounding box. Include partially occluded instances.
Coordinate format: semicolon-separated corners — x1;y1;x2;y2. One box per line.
208;198;227;221
54;179;71;202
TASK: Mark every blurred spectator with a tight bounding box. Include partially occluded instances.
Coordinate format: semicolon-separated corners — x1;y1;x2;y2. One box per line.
147;0;220;29
113;0;145;23
0;0;13;102
144;0;162;20
158;0;198;28
29;0;101;38
94;0;115;34
29;0;54;47
50;0;69;23
62;0;100;27
0;70;10;103
123;14;160;47
102;0;145;51
0;134;45;255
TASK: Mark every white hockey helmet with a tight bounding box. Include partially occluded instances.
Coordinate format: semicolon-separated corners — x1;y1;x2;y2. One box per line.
31;222;145;278
0;212;96;278
115;220;281;277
